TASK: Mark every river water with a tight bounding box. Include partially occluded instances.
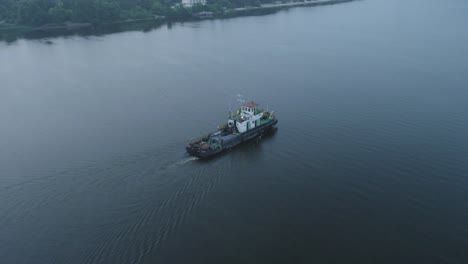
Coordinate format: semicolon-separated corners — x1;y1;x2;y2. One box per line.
1;0;468;263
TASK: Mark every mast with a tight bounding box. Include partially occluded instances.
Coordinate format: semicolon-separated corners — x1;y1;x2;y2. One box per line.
236;94;245;107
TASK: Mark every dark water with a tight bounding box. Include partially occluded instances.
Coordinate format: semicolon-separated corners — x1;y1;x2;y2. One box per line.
1;0;468;263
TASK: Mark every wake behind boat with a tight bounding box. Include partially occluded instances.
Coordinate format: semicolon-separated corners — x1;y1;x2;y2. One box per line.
186;101;278;158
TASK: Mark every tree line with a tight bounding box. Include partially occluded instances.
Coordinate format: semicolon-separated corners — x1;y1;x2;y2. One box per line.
0;0;275;26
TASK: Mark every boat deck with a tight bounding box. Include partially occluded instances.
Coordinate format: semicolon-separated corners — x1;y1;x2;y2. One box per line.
259;118;274;126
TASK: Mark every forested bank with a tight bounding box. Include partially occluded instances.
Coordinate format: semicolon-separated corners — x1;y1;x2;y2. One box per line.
0;0;274;27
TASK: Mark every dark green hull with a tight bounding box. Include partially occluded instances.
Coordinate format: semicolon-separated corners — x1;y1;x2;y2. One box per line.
186;119;278;158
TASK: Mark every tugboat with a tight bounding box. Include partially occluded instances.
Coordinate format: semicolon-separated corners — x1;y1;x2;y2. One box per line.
186;101;278;158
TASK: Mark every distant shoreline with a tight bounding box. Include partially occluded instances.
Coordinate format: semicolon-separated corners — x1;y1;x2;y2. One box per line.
232;0;354;12
0;0;355;41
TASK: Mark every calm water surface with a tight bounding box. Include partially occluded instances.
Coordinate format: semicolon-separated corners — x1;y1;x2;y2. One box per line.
1;0;468;263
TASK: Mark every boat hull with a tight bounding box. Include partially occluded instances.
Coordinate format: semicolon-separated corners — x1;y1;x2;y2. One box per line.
186;119;278;158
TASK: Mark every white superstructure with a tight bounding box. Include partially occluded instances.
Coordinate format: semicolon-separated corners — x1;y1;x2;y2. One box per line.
181;0;207;7
231;102;264;133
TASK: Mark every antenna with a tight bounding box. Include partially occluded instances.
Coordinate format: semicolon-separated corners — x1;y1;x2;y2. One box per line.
236;94;245;106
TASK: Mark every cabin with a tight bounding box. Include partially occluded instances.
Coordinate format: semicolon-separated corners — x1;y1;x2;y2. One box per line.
241;102;258;115
234;102;264;133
